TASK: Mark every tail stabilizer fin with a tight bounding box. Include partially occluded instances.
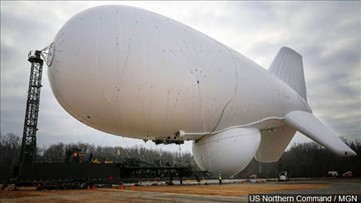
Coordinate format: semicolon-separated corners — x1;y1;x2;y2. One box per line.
285;111;356;156
269;47;307;102
255;125;296;163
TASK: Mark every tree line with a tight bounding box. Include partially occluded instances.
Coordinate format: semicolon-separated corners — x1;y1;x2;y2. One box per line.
1;133;360;183
0;133;196;183
237;139;361;179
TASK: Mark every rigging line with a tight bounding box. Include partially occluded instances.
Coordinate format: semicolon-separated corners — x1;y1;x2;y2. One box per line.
209;48;239;133
192;90;196;130
148;86;153;133
196;80;207;132
169;90;180;126
119;38;131;85
165;91;170;130
122;136;130;158
95;13;101;83
202;50;221;81
138;87;149;133
140;39;151;133
115;11;123;129
101;89;117;127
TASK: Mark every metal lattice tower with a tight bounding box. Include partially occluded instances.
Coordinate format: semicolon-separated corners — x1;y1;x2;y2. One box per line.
19;51;44;163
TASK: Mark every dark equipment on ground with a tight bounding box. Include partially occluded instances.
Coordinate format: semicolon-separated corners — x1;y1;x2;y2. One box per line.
65;148;84;163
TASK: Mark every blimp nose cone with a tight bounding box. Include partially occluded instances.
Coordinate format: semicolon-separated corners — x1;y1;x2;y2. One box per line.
48;5;187;139
48;5;141;135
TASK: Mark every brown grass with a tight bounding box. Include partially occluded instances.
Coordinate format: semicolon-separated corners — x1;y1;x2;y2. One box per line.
129;182;329;196
0;182;329;201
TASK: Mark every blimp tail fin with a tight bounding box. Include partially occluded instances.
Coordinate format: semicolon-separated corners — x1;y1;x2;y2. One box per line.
269;47;307;102
285;111;357;157
255;125;297;163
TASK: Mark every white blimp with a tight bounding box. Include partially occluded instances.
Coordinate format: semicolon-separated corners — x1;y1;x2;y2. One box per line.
47;5;356;176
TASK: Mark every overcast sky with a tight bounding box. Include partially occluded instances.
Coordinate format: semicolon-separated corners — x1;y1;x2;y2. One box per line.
1;1;360;154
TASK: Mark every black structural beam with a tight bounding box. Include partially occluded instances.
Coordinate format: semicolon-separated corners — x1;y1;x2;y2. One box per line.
19;50;44;163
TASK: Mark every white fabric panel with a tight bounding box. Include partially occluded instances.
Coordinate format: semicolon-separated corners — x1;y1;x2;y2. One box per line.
285;111;356;156
269;47;307;102
255;125;296;163
193;128;261;177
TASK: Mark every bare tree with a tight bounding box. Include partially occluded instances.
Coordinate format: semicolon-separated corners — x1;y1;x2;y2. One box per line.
40;143;65;163
0;133;21;183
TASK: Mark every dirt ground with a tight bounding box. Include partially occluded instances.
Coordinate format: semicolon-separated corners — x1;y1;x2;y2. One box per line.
131;182;328;196
1;179;360;203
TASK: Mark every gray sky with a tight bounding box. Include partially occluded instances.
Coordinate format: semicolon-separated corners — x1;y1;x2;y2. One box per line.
1;1;360;153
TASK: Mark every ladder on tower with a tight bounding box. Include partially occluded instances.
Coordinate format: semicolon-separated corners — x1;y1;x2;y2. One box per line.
1;50;45;190
19;50;44;163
